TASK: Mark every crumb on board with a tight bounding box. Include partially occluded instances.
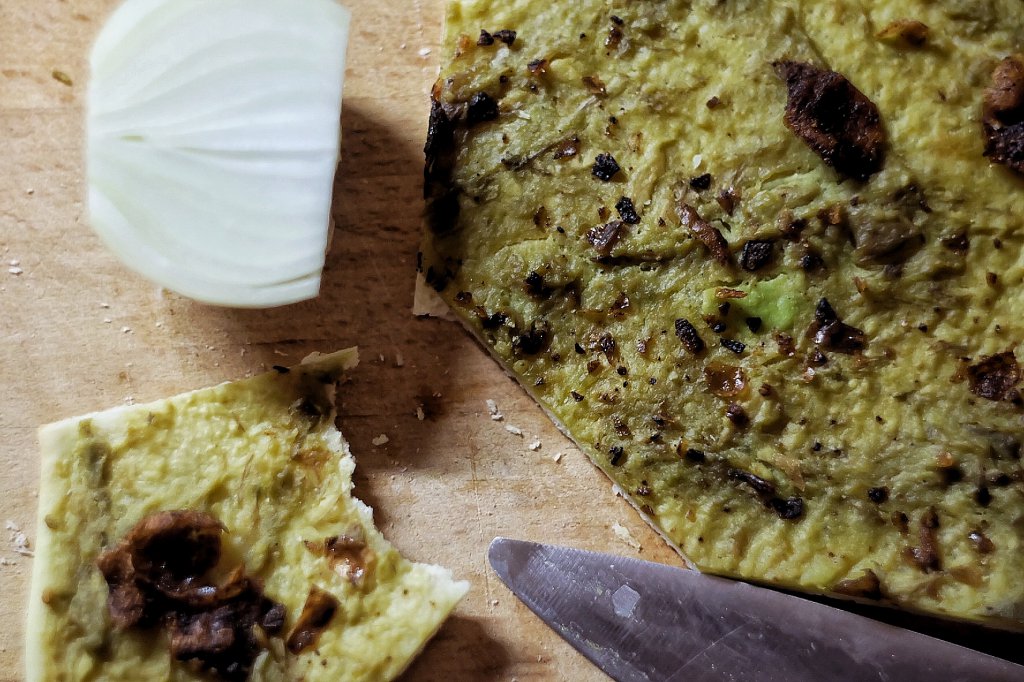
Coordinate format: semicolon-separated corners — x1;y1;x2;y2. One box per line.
527;439;542;451
371;434;390;446
611;522;641;552
553;452;564;463
418;47;432;56
394;352;405;367
486;399;503;421
415;406;425;421
504;424;523;437
8;266;23;276
6;520;33;558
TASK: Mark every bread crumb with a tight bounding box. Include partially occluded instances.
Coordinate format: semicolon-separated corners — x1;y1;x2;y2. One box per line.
8;259;20;267
612;522;641;551
121;326;132;334
394;352;405;367
8;266;23;276
372;434;390;446
504;424;523;437
415;406;425;421
527;439;542;451
486;399;504;421
418;47;432;56
6;521;33;558
490;599;499;606
553;452;564;463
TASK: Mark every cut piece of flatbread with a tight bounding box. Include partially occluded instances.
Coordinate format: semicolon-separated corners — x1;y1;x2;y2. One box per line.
421;1;1024;628
26;348;468;681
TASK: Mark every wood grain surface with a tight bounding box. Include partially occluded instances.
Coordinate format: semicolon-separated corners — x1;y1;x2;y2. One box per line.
0;1;681;679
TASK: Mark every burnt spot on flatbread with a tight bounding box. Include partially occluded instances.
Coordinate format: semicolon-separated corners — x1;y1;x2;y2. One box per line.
809;298;867;354
773;61;886;181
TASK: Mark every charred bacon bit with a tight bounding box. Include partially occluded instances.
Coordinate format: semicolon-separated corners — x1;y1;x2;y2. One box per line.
527;58;549;76
466;91;500;126
524;271;552;299
704;362;748;398
728;469;776;497
773;61;886;181
966;351;1021;402
678;203;731;266
983;56;1024;174
96;511;285;681
553;135;581;160
582;75;608;96
610;292;631;317
908;508;942;572
716;187;739;215
615;196;641;224
726;403;749;428
775;333;797;358
969;530;995;554
606;24;623;50
877;19;930;47
833;570;883;600
738;239;775;272
689;173;713;191
592;153;622;181
609;446;625;466
477;30;495;46
587;220;625;255
768;496;805;520
682;446;706;463
867;486;890;503
674;319;705;354
493;29;517;46
513;320;551;356
728;470;805;519
809;298;867;354
286;587;340;654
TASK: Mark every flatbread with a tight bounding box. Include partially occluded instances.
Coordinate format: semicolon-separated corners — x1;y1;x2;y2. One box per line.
27;348;468;680
421;0;1024;628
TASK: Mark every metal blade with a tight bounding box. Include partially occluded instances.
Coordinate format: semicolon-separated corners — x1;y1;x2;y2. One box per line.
488;538;1024;682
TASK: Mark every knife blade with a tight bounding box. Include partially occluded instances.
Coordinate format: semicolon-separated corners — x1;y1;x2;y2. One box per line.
488;537;1024;682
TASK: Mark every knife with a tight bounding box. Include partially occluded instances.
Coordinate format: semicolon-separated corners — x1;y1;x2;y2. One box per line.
488;537;1024;682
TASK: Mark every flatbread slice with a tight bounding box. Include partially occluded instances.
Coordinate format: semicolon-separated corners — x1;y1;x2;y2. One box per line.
421;0;1024;628
27;348;468;681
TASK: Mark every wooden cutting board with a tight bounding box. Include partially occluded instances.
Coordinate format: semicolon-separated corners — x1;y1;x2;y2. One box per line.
0;1;681;679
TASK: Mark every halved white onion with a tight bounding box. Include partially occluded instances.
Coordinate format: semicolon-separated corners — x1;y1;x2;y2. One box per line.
87;0;350;307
